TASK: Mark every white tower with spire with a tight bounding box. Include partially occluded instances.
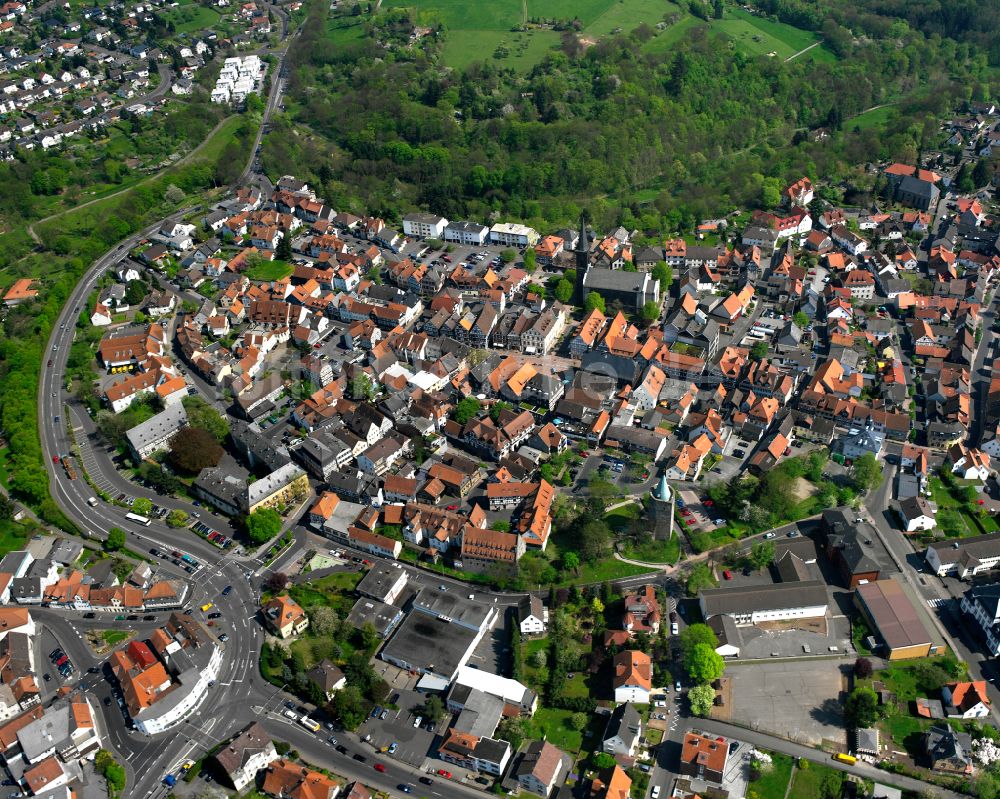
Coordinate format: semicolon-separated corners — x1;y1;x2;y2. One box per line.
649;473;674;540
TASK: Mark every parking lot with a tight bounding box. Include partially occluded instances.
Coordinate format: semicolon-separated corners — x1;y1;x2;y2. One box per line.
35;628;78;697
724;659;847;747
676;490;725;533
356;692;441;768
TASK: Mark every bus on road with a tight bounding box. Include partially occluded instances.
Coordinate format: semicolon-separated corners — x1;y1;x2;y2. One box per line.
299;716;321;733
833;753;857;765
125;512;151;526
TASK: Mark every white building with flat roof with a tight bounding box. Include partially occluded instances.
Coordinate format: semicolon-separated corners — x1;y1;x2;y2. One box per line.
489;223;539;248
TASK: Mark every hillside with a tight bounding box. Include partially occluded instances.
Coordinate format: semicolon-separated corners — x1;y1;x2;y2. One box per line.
262;0;999;231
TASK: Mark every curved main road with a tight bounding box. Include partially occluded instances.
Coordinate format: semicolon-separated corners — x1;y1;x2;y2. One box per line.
33;14;303;798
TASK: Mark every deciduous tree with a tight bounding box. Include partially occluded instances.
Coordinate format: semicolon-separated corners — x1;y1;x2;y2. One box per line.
105;527;126;552
748;540;776;571
131;497;152;517
265;572;288;593
688;683;715;716
584;291;605;313
844;686;880;727
168;427;223;473
453;397;481;424
246;508;282;544
166;509;189;528
684;643;725;684
182;396;229;442
852;453;883;492
679;624;718;657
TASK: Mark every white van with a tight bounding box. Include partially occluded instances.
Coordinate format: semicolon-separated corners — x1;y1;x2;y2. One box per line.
87;497;98;507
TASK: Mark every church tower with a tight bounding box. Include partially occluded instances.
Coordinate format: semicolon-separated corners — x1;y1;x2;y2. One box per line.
573;213;589;305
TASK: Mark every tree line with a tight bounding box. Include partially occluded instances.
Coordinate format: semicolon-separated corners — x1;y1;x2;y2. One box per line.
267;0;1000;235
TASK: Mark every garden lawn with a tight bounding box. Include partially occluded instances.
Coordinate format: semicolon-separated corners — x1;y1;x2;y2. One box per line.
882;714;929;755
642;15;701;53
289;634;358;671
165;4;222;34
561;671;591;698
0;447;11;491
525;707;584;753
748;753;793;799
850;104;897;130
568;558;652;585
526;0;612;25
717;9;818;57
324;17;368;46
928;477;961;508
621;536;680;564
101;630;131;647
440;29;560;72
383;0;523;30
583;0;682;37
0;520;29;556
875;654;961;702
246;260;294;282
787;762;842;799
288;571;361;615
605;503;640;532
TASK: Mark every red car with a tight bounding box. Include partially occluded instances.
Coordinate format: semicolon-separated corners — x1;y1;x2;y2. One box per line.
52;455;59;463
446;504;457;511
723;570;732;580
703;499;714;507
685;519;695;525
374;764;386;773
437;770;452;779
579;450;589;457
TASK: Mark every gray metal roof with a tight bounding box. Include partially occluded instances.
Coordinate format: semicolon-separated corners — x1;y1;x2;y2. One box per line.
699;580;828;617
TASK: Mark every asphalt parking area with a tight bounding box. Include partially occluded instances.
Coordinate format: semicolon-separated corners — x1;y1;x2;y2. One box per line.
677;490;723;532
358;709;438;767
724;660;846;747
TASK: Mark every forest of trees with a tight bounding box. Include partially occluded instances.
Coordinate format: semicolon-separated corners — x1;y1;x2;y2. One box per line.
263;0;1000;234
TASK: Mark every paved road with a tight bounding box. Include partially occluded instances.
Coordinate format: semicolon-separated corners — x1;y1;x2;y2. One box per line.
689;718;964;799
34;16;304;799
862;474;1000;727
